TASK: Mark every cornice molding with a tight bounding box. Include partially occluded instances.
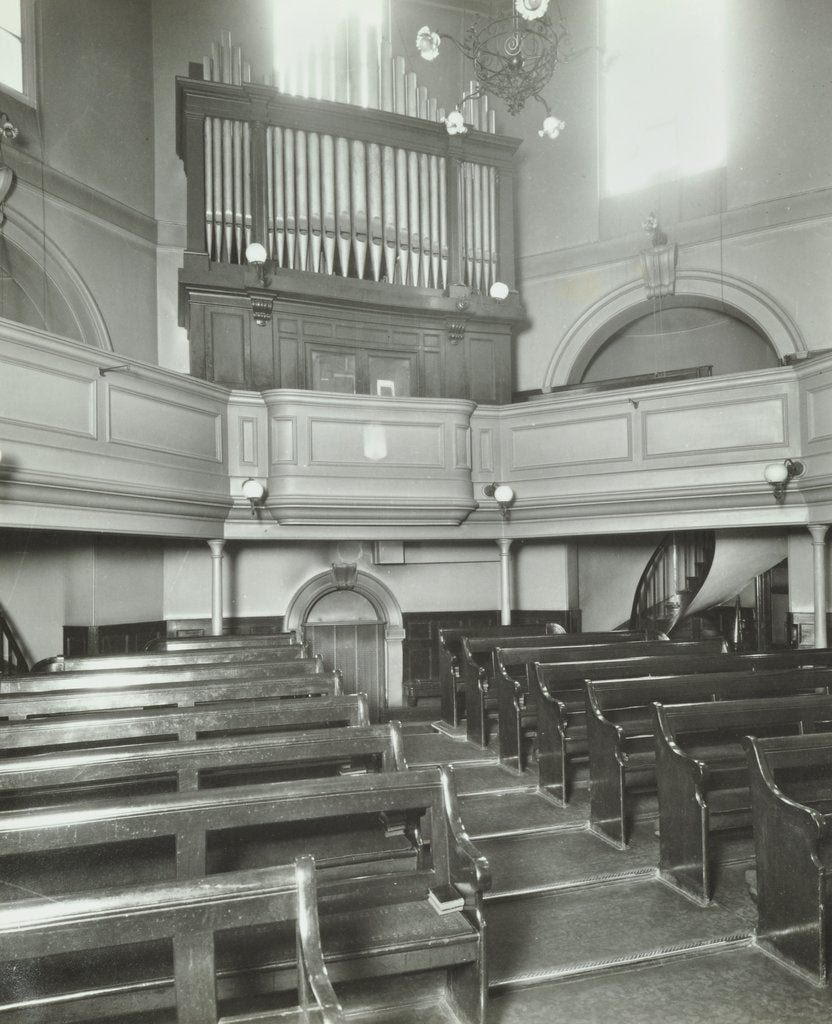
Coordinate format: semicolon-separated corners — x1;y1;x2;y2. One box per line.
519;186;832;283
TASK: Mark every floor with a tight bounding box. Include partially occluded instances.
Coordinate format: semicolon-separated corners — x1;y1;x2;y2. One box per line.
380;703;832;1024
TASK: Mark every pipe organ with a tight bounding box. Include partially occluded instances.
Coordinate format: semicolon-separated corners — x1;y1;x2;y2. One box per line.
178;33;523;402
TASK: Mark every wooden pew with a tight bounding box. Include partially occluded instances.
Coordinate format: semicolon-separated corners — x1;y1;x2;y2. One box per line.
0;767;489;1024
0;855;347;1023
493;638;724;768
148;633;296;651
0;674;342;723
0;722;406;809
2;657;326;695
0;693;369;754
31;644;308;673
744;732;832;985
586;663;832;846
438;623;565;727
462;631;658;747
653;692;832;903
536;648;832;808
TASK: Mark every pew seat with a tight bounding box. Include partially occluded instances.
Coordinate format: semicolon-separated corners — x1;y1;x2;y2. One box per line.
585;665;832;846
0;856;346;1023
744;732;832;985
0;767;488;1023
654;693;832;903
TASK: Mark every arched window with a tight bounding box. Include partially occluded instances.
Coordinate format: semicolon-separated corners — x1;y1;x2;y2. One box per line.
0;0;36;103
602;0;725;195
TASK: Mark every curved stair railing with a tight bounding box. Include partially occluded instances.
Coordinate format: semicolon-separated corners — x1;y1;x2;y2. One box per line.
629;531;716;636
0;604;29;674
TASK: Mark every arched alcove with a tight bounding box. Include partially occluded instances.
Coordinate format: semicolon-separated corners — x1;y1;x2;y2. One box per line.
545;270;805;388
284;569;405;713
0;214;112;350
581;306;779;382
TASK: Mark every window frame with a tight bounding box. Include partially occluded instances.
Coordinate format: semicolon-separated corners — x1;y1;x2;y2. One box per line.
0;0;37;109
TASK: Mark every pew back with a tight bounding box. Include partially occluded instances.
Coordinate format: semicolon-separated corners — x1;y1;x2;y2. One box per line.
0;856;346;1024
0;693;369;754
32;644;308;673
148;633;296;651
3;657;325;694
0;673;343;722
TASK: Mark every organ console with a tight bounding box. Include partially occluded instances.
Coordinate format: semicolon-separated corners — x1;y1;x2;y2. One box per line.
177;31;524;401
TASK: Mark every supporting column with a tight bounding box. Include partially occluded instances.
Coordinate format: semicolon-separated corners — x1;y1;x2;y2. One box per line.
207;539;226;636
496;539;513;626
808;525;828;648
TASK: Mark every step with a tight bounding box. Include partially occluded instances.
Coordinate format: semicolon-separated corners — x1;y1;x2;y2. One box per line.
477;820;659;899
401;732;497;768
485;874;751;988
486;943;832;1024
452;763;539;797
459;789;588;840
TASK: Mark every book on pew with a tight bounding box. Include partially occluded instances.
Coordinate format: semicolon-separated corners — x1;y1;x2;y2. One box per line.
338;764;368;776
379;811;407;837
428;885;464;914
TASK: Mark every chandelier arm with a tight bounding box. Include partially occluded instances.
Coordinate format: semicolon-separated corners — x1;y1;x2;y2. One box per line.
532;92;553;118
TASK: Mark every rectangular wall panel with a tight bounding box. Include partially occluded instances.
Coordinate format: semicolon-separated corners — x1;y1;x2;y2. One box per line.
644;397;786;457
511;415;631;470
270;416;297;464
309;418;445;467
108;387;222;461
806;385;832;443
0;358;94;437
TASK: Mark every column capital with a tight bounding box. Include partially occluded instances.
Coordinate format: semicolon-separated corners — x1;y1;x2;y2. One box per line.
207;539;226;558
495;538;513;556
808;524;829;545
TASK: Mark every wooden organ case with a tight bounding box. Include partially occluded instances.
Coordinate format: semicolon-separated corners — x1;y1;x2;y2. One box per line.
176;33;523;403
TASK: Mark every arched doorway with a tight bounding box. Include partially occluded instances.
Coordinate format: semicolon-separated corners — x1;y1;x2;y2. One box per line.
284;569;405;718
305;589;386;718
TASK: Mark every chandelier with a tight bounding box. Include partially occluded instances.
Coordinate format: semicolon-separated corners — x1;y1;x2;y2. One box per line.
417;0;567;140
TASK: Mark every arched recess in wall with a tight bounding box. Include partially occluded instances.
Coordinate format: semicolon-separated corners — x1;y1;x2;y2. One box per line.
0;213;112;350
284;569;406;712
544;270;806;388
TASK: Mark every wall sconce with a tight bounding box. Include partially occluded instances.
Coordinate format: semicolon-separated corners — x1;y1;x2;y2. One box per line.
764;459;805;502
483;482;515;519
245;241;269;286
241;478;266;517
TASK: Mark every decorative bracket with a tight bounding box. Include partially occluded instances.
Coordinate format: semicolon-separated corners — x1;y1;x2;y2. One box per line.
249;292;273;326
446;319;467;345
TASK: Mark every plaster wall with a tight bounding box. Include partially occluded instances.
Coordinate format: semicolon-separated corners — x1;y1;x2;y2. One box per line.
0;531;165;663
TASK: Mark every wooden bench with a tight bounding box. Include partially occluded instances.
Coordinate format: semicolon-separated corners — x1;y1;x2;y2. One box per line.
148;633;296;651
2;657;326;695
0;767;489;1023
437;623;565;727
536;647;832;808
0;693;369;754
462;631;658;747
744;732;832;985
0;722;406;809
494;638;723;768
586;663;832;847
0;674;343;723
653;692;832;903
0;856;346;1023
32;644;309;672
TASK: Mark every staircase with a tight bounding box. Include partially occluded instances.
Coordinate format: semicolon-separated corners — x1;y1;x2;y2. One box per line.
0;603;29;673
629;531;715;636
